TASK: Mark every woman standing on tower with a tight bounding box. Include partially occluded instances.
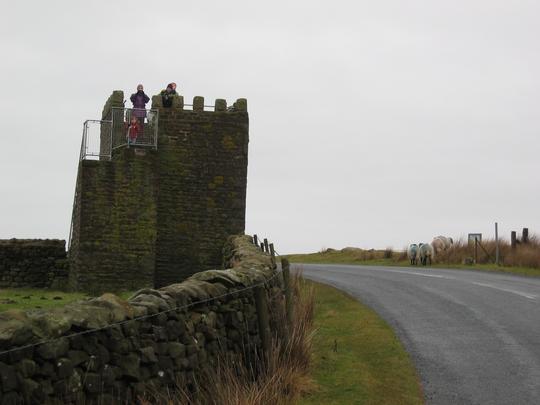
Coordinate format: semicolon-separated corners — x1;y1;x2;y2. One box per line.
130;84;150;125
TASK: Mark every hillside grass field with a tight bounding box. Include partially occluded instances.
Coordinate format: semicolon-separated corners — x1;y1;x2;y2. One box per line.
0;289;133;312
299;280;424;405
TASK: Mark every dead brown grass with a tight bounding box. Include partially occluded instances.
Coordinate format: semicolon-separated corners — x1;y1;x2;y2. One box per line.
436;236;540;269
139;272;315;405
290;234;540;272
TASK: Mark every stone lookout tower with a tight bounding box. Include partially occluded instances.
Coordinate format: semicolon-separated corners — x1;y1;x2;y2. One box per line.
68;91;249;292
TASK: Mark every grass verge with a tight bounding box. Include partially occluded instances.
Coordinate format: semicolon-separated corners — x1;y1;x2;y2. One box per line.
299;280;424;405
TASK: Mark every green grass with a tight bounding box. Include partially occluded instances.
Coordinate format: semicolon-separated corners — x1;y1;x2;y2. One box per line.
300;281;424;405
430;263;540;277
0;289;134;312
287;251;402;266
286;252;540;277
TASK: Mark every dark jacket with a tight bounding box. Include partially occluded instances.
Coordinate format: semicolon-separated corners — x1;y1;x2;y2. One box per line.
160;88;177;108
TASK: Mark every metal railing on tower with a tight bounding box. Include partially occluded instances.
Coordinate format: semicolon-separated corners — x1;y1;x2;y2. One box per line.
79;108;159;161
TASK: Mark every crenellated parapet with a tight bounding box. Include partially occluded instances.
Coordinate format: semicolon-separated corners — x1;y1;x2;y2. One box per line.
151;94;248;112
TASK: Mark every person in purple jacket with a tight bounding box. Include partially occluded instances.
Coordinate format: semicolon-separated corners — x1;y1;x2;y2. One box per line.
130;84;150;126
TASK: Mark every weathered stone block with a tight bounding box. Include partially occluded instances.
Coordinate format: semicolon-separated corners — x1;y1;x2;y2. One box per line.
0;391;22;405
36;338;69;360
140;347;158;364
16;359;36;378
167;342;186;358
84;373;102;394
0;362;18;392
193;96;204;111
114;353;140;381
67;350;89;367
56;358;74;379
215;99;227;111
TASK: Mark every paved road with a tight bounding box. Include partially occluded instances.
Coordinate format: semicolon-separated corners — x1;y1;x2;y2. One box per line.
298;263;540;405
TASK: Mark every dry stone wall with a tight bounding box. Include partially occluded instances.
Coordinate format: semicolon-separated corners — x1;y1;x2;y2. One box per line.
0;235;280;404
0;240;68;290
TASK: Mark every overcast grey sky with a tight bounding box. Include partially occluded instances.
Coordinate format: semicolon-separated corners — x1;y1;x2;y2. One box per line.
1;0;538;253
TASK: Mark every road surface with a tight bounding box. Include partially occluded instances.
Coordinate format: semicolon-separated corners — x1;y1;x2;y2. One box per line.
299;263;540;405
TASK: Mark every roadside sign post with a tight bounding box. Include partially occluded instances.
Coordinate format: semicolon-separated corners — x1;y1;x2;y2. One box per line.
495;222;500;266
474;237;478;264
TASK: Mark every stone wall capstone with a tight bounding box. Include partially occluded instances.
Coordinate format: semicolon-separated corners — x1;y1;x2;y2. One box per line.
0;240;68;289
0;235;280;404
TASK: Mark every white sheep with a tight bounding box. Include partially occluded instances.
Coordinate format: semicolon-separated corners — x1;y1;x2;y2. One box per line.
431;236;454;254
418;243;434;266
407;244;419;265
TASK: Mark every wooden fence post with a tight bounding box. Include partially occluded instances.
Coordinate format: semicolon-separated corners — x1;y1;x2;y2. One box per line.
281;258;293;326
269;243;276;269
474;238;478;264
511;231;517;249
522;228;529;244
254;286;271;355
495;222;500;266
260;242;265;251
253;234;258;246
263;238;269;254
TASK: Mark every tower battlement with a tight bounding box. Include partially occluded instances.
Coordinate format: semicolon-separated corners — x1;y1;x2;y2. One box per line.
151;94;247;112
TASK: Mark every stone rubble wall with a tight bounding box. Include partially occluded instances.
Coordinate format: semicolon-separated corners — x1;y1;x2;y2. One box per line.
0;240;68;290
0;235;280;404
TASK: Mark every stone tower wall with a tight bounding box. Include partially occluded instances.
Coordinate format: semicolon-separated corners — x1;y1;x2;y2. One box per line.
152;96;249;287
69;91;249;292
68;149;158;293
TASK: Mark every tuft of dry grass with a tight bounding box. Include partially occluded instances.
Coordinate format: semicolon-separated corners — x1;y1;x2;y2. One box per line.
139;272;316;405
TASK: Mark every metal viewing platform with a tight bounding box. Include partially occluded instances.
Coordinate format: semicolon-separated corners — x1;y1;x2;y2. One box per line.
79;107;159;161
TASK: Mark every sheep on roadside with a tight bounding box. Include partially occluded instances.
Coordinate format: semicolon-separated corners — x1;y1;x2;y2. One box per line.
407;244;419;265
431;236;454;254
418;243;435;266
